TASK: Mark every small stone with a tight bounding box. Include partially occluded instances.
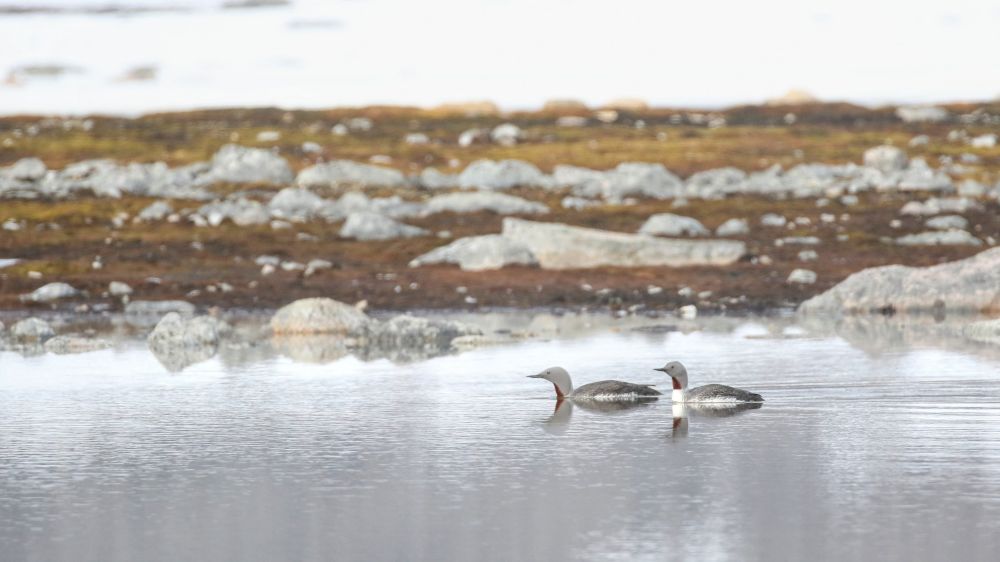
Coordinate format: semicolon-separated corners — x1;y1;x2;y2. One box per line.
787;269;817;284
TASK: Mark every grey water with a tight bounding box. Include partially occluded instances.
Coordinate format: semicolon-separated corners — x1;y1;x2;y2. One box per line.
2;315;1000;561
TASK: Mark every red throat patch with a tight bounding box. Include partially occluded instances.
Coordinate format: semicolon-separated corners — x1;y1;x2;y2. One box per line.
552;382;565;399
671;378;682;390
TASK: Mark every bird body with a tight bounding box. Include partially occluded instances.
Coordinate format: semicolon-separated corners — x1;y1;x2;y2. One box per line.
656;362;763;404
529;367;661;401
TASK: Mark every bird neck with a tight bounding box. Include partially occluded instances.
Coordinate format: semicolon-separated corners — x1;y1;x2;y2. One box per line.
672;388;686;403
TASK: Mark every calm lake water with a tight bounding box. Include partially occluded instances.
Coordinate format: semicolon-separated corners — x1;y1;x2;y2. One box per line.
2;313;1000;561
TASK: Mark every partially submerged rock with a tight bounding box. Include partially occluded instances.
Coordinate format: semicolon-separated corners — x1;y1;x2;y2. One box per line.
358;315;481;360
270;298;369;334
148;312;231;371
501;218;745;269
799;247;1000;315
11;317;55;340
43;335;112;354
339;212;428;241
20;282;79;303
638;213;710;237
409;235;538;271
963;319;1000;345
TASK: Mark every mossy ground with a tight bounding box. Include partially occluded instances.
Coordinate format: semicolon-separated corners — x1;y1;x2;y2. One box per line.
1;103;999;313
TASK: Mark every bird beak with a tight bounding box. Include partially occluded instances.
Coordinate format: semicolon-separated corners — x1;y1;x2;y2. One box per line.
527;374;542;378
653;368;666;372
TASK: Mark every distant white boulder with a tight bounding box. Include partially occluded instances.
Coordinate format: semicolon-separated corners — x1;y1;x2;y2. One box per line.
457;159;550;190
639;213;710;237
339;212;428;241
296;160;407;188
270;298;369;334
424;192;548;216
863;145;908;173
20;282;79;303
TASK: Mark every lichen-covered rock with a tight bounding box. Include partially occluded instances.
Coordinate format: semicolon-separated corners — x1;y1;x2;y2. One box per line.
424;192;548;216
339;212;428;241
490;123;523;146
863;145;908;173
787;269;817;284
296;160;406;188
925;215;969;231
684;167;747;198
896;230;981;246
43;335;112;354
900;197;983;216
418;168;459;190
6;158;47;181
137;200;173;221
20;282;79;303
268;187;332;221
11;317;55;340
108;281;133;296
270;298;369;334
148;313;231;371
409;235;538;271
457;159;550;190
501;218;745;269
799;247;1000;315
200;144;293;185
199;197;270;226
563;163;684;201
715;218;750;237
638;213;710;237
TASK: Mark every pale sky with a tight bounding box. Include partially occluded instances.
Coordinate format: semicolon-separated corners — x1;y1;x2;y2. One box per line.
1;0;998;114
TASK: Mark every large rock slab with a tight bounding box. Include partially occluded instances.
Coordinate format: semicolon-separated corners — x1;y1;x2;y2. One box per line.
270;298;370;334
409;234;538;271
799;247;1000;315
501;218;745;269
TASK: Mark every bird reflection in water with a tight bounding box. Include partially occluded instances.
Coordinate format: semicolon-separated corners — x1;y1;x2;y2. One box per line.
670;402;763;440
541;398;655;435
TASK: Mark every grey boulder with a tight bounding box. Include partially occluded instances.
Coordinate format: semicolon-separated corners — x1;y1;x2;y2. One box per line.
799;247;1000;314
